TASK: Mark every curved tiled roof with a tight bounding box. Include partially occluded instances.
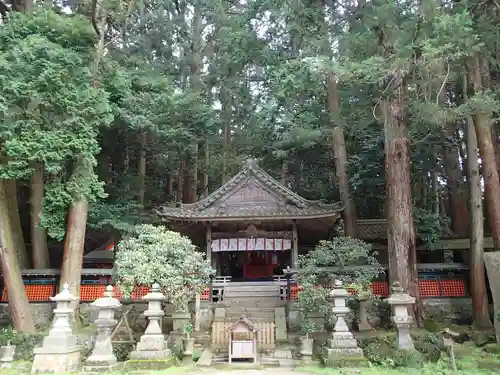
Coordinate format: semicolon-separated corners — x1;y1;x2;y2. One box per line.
155;158;343;222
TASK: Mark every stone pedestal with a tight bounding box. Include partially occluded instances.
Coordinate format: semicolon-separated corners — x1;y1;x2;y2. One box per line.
323;280;364;367
83;285;122;373
31;284;83;373
358;297;372;332
172;312;191;332
387;282;415;350
300;338;313;363
130;284;170;360
183;337;195;356
484;252;500;343
0;344;15;368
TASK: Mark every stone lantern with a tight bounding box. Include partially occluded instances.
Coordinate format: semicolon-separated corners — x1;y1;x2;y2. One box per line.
130;283;170;359
0;341;15;368
387;281;415;350
31;284;82;373
323;280;364;367
84;285;122;372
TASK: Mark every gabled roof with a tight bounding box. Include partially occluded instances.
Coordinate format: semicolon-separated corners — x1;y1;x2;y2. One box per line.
227;316;258;331
155;158;343;222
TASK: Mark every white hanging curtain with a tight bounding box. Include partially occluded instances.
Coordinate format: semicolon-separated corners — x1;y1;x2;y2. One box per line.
211;238;292;252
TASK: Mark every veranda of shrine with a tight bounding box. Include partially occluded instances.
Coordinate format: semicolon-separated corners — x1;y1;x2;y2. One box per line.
0;158;478;339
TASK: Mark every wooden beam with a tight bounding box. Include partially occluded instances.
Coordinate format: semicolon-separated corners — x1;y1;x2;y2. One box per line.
292;220;298;268
206;222;212;264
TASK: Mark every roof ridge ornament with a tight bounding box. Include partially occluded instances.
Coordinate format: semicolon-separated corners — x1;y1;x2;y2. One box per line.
245;157;258;168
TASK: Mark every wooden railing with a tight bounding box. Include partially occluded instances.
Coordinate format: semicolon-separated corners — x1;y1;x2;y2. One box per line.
211;321;275;351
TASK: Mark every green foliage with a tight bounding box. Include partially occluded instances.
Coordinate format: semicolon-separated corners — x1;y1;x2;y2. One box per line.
0;327;44;361
413;332;445;362
413;208;450;250
0;9;113;239
300;318;316;337
115;224;213;311
389;349;424;369
87;201;158;234
192;348;202;362
113;342;134;362
297;237;383;322
183;322;194;337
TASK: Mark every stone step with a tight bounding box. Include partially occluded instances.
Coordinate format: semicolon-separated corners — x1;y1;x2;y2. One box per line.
224;285;280;293
223;281;283;287
226;313;275;320
224;299;284;307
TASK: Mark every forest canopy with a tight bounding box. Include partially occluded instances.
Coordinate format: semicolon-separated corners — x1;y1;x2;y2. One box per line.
0;0;498;330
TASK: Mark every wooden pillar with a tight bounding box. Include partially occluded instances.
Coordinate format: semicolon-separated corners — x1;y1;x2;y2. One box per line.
292;220;298;268
194;292;201;331
206;222;212;265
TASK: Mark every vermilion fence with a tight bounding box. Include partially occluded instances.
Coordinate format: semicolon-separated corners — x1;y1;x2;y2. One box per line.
288;278;466;300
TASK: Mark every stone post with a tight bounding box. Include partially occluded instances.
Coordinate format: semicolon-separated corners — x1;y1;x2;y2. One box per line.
387;281;415;350
130;283;170;359
357;295;372;331
323;280;364;367
0;341;15;368
31;284;82;373
83;285;122;372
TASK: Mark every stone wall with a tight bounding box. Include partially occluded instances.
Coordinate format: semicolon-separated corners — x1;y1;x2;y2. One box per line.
0;297;472;334
286;298;474;331
0;301;214;334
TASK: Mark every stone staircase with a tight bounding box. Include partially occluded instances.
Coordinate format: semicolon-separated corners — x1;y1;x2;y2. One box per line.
223;281;284;322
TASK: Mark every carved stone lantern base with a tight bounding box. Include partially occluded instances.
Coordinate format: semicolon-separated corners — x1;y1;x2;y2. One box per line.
130;334;171;360
82;361;119;374
31;346;82;373
322;347;367;368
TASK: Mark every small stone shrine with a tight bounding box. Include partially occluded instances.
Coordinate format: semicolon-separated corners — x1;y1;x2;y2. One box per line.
387;281;415;350
83;285;122;372
228;317;258;364
130;283;171;359
31;284;82;373
323;280;364;367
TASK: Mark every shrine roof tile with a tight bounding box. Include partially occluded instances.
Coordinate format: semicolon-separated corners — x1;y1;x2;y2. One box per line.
155;158;343;222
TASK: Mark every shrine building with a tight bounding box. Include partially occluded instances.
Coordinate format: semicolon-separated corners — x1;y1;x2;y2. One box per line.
155;157;344;280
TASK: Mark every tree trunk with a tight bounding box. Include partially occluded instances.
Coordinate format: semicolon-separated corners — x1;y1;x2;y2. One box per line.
60;5;107;320
466;111;493;328
59;196;88;318
280;160;289;186
468;54;500;250
182;140;198;203
221;89;232;184
5;180;28;268
0;180;35;332
203;140;209;195
167;174;173;198
11;0;32;12
177;160;184;202
443;124;469;236
30;162;49;268
321;1;357;237
382;70;421;321
137;131;147;205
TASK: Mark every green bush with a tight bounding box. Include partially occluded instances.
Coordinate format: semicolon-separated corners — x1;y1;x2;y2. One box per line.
0;328;45;361
389;349;423;368
113;342;135;362
413;331;445;362
363;341;393;364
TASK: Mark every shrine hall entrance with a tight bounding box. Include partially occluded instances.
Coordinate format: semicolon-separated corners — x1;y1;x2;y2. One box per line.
211;237;293;281
218;251;289;281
